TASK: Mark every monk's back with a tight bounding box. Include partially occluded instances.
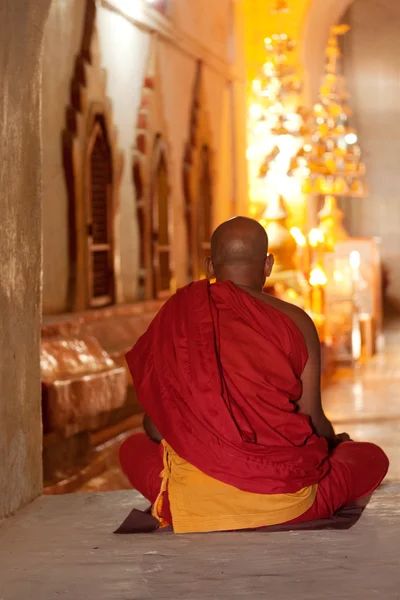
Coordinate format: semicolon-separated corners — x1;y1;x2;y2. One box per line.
236;284;318;357
119;217;389;535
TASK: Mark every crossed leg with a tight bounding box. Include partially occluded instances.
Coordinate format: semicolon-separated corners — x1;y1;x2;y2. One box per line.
120;434;389;529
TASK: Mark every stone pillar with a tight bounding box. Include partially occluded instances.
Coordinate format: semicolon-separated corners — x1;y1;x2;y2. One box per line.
0;0;51;518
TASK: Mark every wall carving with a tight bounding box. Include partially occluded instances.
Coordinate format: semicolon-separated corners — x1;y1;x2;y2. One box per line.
183;62;214;281
63;0;123;311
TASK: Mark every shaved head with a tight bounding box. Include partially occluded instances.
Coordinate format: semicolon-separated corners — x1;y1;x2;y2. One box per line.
211;217;268;267
206;217;274;290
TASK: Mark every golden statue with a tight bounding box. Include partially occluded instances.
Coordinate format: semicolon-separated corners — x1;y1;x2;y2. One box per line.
261;195;308;294
264;195;296;273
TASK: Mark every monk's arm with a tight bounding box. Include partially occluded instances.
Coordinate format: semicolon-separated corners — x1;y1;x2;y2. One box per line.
295;312;337;445
143;414;163;444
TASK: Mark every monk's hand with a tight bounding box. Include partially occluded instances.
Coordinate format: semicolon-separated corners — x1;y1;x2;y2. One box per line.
143;414;163;444
331;432;352;448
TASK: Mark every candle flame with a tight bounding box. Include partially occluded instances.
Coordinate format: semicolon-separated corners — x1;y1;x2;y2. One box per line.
309;266;328;286
290;227;306;247
308;228;325;248
349;250;361;270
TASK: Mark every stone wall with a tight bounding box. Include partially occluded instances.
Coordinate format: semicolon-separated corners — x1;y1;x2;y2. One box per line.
0;0;50;519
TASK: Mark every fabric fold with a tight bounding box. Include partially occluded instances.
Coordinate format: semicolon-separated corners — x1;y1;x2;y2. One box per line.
126;279;329;495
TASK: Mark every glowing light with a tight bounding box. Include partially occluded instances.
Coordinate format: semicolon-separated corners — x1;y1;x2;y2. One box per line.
349;250;361;270
284;113;302;133
249;204;258;217
290;227;306;247
345;133;358;145
254;120;269;136
276;134;298;155
309;267;328;287
111;0;144;19
308;228;325;248
246;146;258;160
303;144;312;152
333;270;344;282
286;289;298;301
249;104;263;119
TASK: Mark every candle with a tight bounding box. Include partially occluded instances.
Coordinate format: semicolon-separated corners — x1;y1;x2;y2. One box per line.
349;250;362;363
290;227;307;273
349;250;361;284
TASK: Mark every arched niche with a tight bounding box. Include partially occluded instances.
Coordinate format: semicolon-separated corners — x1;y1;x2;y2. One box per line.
151;136;173;297
133;38;174;300
183;62;215;281
63;0;123;311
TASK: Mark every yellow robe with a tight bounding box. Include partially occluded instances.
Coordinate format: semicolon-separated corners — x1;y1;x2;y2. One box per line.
154;441;318;534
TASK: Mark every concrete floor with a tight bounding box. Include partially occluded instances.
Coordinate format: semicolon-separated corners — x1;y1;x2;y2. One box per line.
0;485;399;600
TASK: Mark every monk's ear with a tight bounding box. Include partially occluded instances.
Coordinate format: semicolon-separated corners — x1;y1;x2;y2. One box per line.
205;257;215;280
265;254;274;277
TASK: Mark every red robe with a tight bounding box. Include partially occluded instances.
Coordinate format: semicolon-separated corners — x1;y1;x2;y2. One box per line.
126;280;329;494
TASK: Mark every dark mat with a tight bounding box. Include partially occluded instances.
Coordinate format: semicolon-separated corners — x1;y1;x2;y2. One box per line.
114;499;368;535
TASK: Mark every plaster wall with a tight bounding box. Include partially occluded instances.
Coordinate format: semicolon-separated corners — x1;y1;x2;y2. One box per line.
0;0;49;518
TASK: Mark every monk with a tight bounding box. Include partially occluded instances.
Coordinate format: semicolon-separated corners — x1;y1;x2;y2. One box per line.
120;217;389;533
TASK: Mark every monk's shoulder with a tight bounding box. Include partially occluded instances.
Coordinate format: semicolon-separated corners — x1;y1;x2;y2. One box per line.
259;293;319;348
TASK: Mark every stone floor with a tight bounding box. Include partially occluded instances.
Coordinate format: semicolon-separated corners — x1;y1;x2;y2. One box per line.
323;324;400;481
1;321;400;598
1;485;399;599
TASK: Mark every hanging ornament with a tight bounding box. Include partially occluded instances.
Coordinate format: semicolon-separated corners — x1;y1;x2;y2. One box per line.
304;24;367;202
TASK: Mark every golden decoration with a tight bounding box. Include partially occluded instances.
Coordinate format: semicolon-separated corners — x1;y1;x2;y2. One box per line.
263;196;296;273
318;195;348;252
302;23;368;210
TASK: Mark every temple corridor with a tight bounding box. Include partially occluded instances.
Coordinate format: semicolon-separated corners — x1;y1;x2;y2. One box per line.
2;0;400;596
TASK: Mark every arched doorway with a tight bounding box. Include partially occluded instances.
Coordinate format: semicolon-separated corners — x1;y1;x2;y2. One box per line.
87;117;115;308
196;145;213;278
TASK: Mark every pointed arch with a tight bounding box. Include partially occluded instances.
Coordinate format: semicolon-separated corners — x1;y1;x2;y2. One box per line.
63;0;123;311
133;38;174;300
183;62;215;281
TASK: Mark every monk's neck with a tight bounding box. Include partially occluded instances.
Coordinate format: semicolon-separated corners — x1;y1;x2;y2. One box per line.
216;278;263;294
236;283;264;294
